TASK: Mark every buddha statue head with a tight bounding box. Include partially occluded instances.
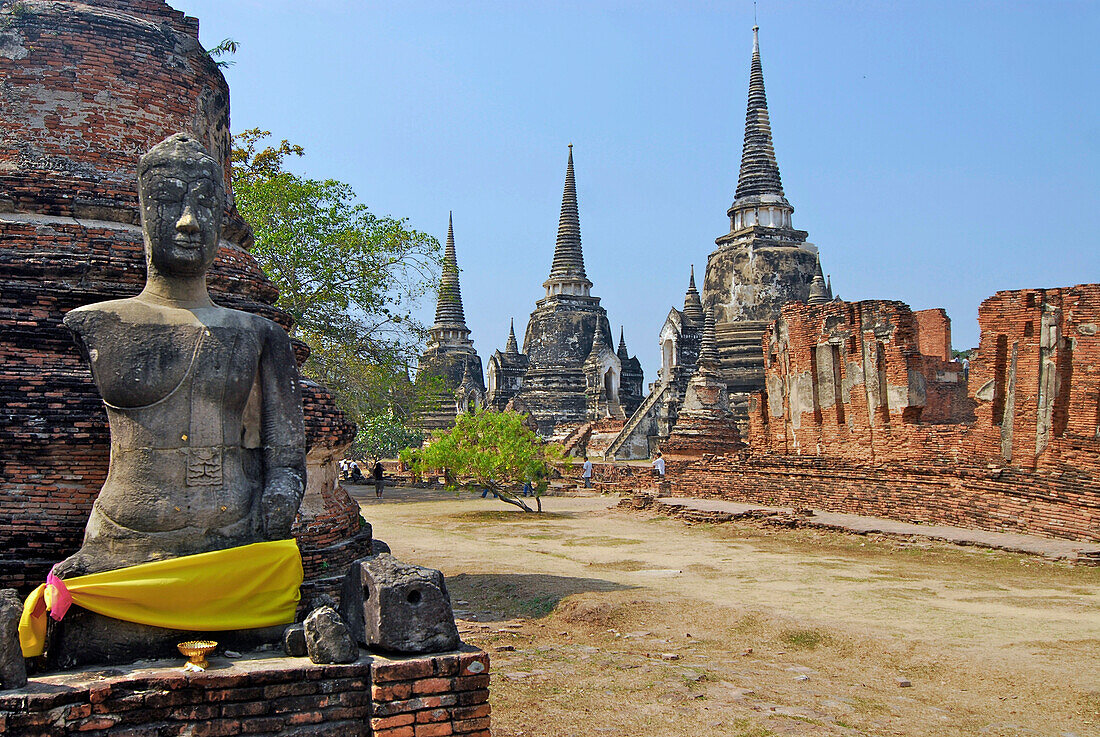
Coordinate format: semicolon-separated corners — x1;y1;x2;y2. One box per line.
137;133;225;280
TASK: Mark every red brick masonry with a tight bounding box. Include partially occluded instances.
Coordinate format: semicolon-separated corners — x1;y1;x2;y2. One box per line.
0;648;491;737
601;284;1100;544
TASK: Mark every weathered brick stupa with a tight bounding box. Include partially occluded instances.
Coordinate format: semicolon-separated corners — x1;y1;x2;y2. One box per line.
416;213;485;430
701;25;826;423
486;146;643;434
0;0;369;597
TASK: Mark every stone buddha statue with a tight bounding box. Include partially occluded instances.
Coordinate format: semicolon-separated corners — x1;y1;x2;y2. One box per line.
55;133;306;580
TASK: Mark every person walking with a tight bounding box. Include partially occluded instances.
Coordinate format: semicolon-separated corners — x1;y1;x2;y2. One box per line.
582;456;593;489
372;460;385;498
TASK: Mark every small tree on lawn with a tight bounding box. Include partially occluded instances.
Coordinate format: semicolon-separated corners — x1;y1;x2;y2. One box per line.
401;409;561;513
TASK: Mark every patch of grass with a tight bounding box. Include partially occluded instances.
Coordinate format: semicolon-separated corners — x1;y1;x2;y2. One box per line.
593;559;649;572
448;510;572;523
851;695;887;714
563;536;642;547
521;595;558;618
780;627;828;650
729;719;774;737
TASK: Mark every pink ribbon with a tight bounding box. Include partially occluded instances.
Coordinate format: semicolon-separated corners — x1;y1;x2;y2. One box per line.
45;567;73;621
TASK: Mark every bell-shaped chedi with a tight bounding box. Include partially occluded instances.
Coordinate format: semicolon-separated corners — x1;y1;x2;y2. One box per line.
0;0;369;595
701;25;823;424
506;145;642;434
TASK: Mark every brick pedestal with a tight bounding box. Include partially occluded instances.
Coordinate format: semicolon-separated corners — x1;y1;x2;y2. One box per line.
0;648;490;737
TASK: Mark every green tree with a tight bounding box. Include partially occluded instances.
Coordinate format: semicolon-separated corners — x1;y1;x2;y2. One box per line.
401;410;563;513
352;414;424;463
231;129;441;426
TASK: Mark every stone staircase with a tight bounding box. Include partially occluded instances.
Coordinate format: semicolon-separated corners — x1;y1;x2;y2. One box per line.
604;378;672;460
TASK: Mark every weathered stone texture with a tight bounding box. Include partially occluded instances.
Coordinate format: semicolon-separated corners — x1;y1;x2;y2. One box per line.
494;147;642;435
0;0;367;592
340;554;460;655
304;606;358;665
417;214;485;431
0;589;26;690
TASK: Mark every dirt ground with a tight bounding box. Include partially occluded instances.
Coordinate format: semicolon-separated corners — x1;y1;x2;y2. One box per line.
352;486;1100;737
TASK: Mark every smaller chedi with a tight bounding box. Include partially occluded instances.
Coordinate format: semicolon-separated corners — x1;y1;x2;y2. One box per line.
416;213;485;430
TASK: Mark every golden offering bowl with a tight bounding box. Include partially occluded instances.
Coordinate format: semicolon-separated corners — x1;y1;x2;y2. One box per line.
178;640;218;671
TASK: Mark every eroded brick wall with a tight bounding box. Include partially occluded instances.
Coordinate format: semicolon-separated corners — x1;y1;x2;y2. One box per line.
914;308;952;362
652;285;1100;542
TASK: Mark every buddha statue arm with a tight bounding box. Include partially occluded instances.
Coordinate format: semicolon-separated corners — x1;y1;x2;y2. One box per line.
258;323;307;540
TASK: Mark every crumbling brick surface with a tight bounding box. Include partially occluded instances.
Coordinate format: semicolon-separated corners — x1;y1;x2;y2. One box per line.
661;285;1100;543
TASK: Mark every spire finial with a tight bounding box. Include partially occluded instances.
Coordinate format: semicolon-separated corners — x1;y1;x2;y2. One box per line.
505;318;519;354
546;144;587;283
734;23;785;203
433;211;467;329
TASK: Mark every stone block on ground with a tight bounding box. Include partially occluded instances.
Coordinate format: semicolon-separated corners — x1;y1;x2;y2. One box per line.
303;606;358;664
340;553;460;654
0;589;27;690
283;623;306;657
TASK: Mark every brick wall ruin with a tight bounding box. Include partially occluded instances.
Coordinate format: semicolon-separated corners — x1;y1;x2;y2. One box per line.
0;0;369;591
657;284;1100;542
0;649;492;737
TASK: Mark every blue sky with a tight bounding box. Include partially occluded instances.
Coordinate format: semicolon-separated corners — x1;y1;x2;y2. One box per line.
175;0;1100;380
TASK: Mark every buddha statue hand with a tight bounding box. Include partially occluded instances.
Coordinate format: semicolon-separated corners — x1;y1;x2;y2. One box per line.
261;467;305;540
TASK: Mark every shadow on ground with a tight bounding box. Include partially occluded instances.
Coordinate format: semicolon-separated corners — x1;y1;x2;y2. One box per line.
445;572;634;622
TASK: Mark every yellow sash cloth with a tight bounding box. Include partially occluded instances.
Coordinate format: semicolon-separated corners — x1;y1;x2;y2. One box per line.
20;539;303;658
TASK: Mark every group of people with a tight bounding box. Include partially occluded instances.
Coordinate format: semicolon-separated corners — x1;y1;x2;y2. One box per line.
580;452;664;488
339;458;388;498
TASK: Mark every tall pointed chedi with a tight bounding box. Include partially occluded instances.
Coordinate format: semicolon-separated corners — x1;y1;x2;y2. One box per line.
488;146;642;433
417;212;484;429
700;24;824;426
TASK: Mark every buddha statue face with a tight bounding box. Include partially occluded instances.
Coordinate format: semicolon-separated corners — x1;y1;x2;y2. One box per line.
137;134;225;278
